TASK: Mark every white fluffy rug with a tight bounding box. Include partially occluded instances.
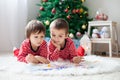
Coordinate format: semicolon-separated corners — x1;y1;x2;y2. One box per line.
0;55;120;76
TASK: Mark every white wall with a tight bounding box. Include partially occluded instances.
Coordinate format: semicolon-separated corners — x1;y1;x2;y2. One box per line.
0;0;27;52
0;0;40;52
27;0;40;21
84;0;120;50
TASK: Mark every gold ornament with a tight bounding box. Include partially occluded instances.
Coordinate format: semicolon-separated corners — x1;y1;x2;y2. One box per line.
80;16;82;18
69;33;74;38
45;20;50;25
82;24;86;29
84;11;87;14
68;6;69;9
80;8;83;13
81;0;85;3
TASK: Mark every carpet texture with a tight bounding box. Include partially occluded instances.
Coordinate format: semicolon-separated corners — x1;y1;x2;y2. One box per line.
0;55;120;76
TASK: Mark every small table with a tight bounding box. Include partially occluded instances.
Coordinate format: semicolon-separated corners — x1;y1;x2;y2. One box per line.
88;21;118;57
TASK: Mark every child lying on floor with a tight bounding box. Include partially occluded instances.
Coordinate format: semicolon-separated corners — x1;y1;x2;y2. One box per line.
13;20;50;64
48;18;84;64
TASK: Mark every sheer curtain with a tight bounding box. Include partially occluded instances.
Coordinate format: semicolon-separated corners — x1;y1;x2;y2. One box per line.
0;0;27;52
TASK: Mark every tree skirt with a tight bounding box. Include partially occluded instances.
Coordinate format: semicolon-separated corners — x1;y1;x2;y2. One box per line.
0;55;120;76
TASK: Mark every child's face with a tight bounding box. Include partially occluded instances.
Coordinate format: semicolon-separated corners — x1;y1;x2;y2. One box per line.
50;28;68;45
29;32;45;47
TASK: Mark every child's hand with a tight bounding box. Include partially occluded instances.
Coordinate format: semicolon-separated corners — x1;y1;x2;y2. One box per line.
72;56;84;64
26;54;39;64
35;56;50;64
51;40;61;50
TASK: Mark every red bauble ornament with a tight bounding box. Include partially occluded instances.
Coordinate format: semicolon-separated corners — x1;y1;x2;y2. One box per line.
96;13;104;20
103;14;108;20
42;0;48;2
76;32;81;38
52;8;56;14
75;9;79;13
77;46;85;56
39;6;44;11
95;13;108;21
72;9;76;14
64;8;68;13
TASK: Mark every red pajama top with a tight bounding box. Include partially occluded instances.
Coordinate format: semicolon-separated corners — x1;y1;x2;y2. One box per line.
17;39;48;63
48;38;77;61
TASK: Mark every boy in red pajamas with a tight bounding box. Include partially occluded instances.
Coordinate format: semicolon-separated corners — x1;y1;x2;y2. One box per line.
13;20;50;64
48;18;83;64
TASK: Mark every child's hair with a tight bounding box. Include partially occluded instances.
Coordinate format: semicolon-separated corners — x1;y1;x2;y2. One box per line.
25;20;46;38
50;18;69;34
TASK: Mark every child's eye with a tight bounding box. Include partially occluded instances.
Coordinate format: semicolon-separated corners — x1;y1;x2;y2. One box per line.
52;34;55;37
41;36;44;38
59;35;62;38
34;36;38;38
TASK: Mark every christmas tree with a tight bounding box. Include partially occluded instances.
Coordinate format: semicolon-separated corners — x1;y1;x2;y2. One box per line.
36;0;92;39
